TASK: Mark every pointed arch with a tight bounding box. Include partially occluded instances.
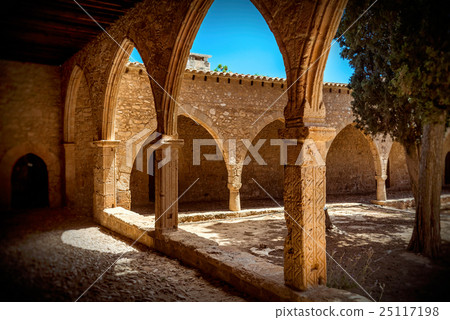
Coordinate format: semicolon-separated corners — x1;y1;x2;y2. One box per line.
177;112;224;157
161;0;214;135
249;114;285;145
102;38;135;140
361;132;384;178
64;64;85;143
0;143;61;208
326;124;379;195
250;0;347;124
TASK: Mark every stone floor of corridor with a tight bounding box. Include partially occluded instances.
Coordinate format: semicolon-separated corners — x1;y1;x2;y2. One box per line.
1;192;449;302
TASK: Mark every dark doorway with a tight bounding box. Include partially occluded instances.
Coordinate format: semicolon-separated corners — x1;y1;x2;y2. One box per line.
445;152;450;185
148;168;155;202
11;154;49;208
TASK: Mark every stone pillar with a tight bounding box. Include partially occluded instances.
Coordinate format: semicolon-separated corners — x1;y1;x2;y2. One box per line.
281;126;334;291
376;175;387;201
154;137;184;231
63;142;76;207
227;164;242;211
93;140;120;222
228;183;242;211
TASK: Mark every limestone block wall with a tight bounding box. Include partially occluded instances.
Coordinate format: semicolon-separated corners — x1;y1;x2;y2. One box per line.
387;142;410;191
115;63;157;208
130;162;151;207
326;125;377;195
114;63;403;205
177;115;228;203
0;60;62;208
74;74;95;212
241;120;285;200
323;84;354;136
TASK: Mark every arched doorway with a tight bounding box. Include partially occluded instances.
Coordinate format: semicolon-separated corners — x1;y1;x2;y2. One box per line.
11;154;49;208
445;152;450;185
326;125;376;196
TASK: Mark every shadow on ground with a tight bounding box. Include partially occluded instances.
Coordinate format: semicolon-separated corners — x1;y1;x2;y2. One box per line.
181;203;450;302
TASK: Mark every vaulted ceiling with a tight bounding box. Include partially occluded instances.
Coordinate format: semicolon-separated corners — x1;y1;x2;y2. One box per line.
0;0;142;65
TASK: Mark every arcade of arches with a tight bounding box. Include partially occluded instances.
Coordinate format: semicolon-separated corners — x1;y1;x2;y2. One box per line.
1;0;450;299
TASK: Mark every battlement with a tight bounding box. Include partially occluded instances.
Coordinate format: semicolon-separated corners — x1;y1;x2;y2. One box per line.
125;61;350;93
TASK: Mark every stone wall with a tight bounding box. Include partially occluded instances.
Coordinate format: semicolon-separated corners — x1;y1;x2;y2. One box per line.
115;62;157;208
0;59;415;209
130;162;151;207
0;60;62;208
323;84;354;136
113;63;405;204
241;120;285;201
326;125;376;195
74;74;95;212
387;142;410;191
178;115;229;203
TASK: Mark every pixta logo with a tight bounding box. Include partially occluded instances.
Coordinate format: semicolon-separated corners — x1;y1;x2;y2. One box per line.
128;131;324;176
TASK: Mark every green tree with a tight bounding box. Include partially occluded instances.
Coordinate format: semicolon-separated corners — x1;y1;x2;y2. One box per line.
337;0;449;258
214;64;230;72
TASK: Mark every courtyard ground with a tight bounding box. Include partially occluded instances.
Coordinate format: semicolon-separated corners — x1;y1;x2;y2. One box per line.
180;202;450;302
0;208;248;302
1;197;449;302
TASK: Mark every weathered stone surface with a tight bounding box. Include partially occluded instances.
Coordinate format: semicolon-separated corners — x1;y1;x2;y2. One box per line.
0;60;62;208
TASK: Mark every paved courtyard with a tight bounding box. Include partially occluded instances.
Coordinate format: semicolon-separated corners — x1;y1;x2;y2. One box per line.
0;208;247;302
181;203;450;302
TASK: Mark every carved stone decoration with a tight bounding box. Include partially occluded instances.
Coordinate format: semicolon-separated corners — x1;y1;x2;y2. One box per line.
281;127;334;290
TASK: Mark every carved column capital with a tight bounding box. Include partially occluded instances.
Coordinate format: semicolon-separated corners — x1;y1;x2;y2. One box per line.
63;142;75;150
227;183;242;191
158;136;184;149
93;140;121;148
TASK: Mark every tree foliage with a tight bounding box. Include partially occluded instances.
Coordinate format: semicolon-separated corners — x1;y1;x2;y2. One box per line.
214;64;230;72
336;0;449;258
336;0;449;146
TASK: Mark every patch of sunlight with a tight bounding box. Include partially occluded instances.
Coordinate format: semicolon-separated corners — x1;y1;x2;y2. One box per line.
114;258;140;276
250;245;283;257
61;227;137;254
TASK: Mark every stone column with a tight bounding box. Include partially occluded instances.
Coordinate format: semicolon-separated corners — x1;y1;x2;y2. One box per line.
154;137;184;231
228;183;242;211
93;140;120;222
376;175;387;201
63;142;76;207
227;164;242;211
281;126;335;291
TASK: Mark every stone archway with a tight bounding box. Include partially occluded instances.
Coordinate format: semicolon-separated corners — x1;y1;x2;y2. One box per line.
241;119;285;203
11;154;49;209
66;0;348;291
326;125;377;196
177;115;228;207
114;59;158;209
445;152;450;186
0;143;61;208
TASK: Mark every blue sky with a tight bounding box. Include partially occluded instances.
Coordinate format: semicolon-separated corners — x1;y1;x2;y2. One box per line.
130;0;353;83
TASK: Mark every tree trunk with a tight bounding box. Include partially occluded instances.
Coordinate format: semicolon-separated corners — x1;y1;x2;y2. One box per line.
407;113;446;258
404;143;420;203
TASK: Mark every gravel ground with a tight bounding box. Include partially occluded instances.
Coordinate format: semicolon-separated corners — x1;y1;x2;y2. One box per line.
0;208;247;302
